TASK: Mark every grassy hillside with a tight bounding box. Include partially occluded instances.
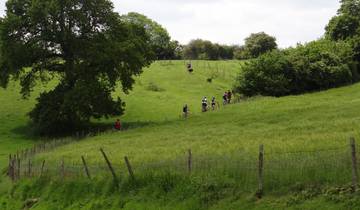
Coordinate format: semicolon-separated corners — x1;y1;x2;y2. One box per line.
33;81;360;185
113;60;239;122
0;60;239;166
35;79;360;167
2;60;360;209
0;83;40;167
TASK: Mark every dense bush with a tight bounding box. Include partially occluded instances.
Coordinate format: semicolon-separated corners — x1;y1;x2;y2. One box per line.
234;40;358;97
234;50;291;96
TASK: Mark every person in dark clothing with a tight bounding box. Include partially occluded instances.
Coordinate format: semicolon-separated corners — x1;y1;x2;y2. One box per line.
223;92;228;105
187;63;194;73
211;96;216;110
202;97;208;112
227;90;232;104
183;104;189;118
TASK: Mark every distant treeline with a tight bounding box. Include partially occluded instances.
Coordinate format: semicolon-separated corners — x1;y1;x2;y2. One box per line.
166;32;278;60
123;13;278;60
181;32;277;60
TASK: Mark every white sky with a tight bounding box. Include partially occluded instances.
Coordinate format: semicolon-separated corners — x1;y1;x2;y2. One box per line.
0;0;340;48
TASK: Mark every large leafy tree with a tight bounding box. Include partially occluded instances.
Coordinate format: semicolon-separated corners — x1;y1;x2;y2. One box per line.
325;0;360;41
244;32;277;58
0;0;154;134
122;12;173;60
326;0;360;65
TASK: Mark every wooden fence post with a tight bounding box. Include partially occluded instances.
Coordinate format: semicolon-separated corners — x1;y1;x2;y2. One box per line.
188;149;192;174
17;158;21;180
256;145;264;198
350;138;358;190
28;159;32;178
100;148;118;184
124;156;135;180
8;154;12;179
40;160;46;177
81;156;91;179
61;158;65;180
9;155;15;181
12;156;16;181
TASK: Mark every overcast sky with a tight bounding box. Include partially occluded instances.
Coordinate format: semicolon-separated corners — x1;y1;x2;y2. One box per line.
0;0;340;47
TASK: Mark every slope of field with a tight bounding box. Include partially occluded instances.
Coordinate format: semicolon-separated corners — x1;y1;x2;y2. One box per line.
36;81;360;166
0;60;239;167
0;83;40;167
2;60;360;209
113;60;240;123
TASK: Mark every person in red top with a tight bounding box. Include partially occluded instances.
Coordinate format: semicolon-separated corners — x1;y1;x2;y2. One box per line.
114;119;121;130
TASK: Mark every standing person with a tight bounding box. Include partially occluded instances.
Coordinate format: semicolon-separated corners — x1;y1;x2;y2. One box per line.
114;119;121;130
183;104;189;118
202;97;208;112
227;90;232;104
211;96;216;110
187;63;193;73
223;92;228;105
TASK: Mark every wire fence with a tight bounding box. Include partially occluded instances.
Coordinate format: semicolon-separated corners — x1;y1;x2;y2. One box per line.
5;138;360;197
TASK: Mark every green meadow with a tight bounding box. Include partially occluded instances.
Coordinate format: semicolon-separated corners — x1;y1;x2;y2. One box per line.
1;60;360;209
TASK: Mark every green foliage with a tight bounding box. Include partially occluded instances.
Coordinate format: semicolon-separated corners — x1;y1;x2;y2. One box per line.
243;32;278;58
350;35;360;61
234;46;251;60
122;12;175;60
29;82;125;134
183;39;236;60
234;40;356;96
339;0;360;17
234;50;291;97
0;0;154;135
325;14;359;41
169;40;184;60
325;0;360;65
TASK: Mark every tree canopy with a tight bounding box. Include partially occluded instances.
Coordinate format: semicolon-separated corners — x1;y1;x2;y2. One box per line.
0;0;154;135
122;12;174;60
326;0;360;65
183;39;236;60
243;32;278;58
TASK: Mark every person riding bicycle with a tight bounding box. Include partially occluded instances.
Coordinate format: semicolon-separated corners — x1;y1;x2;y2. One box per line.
211;96;216;110
227;90;232;104
187;63;194;73
183;104;189;118
223;92;227;105
202;97;208;112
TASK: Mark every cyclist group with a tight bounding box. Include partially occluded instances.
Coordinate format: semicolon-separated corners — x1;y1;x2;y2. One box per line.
183;90;233;118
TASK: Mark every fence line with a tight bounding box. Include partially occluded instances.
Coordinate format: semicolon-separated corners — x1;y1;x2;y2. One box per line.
5;137;360;197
